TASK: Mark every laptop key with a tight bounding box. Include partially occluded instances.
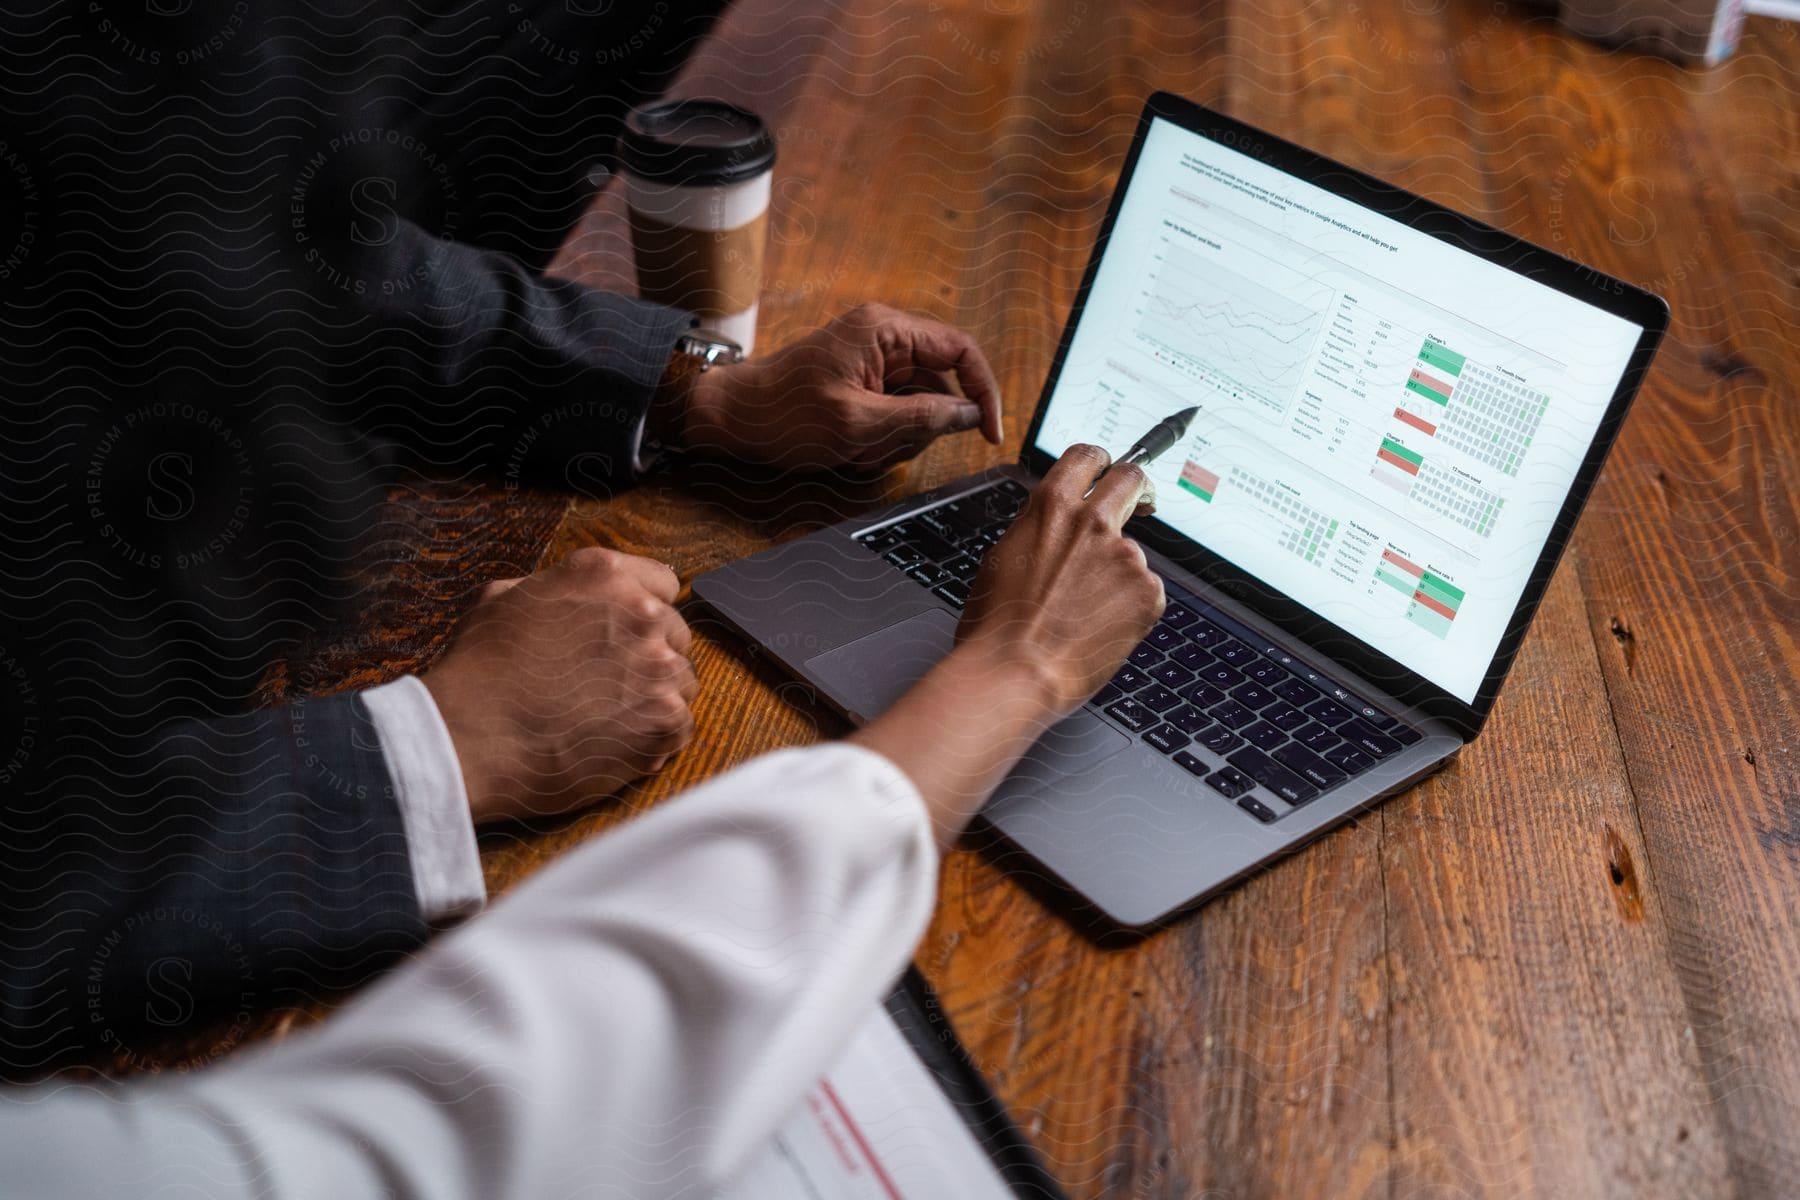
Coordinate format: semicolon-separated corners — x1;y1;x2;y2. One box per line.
1104;700;1156;732
1271;678;1318;707
1111;665;1150;691
1209;700;1258;730
1229;682;1276;710
1303;697;1355;726
1226;746;1319;805
1393;723;1424;746
1214;639;1255;666
1172;750;1210;778
1199;662;1245;688
1162;600;1200;629
884;544;925;568
1245;659;1287;686
1129;644;1163;668
908;562;952;587
1146;625;1185;652
1142;724;1191;755
1169;643;1212;670
943;555;980;583
1243;721;1286;751
1090;683;1122;707
932;581;970;608
1294;721;1342;753
1165;703;1210;734
1237;795;1279;823
1137;684;1181;713
859;529;902;553
1181;681;1227;709
1341;719;1402;759
1272;743;1346;791
1151;661;1194;689
1188;621;1230;649
1264;703;1309;732
1196;722;1244;754
1322;742;1375;774
1205;767;1255;800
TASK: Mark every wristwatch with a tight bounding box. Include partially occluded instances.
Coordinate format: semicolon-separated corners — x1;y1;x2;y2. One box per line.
642;328;745;471
671;328;746;373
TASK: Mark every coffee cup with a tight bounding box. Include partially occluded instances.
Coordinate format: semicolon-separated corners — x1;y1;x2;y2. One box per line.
621;99;776;353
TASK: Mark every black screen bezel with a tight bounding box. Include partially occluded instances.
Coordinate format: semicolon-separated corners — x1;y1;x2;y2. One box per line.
1019;91;1669;739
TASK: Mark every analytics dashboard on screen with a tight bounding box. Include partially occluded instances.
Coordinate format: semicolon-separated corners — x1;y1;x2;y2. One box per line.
1035;116;1645;703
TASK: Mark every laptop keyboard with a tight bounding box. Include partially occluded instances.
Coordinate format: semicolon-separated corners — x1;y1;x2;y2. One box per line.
854;479;1424;825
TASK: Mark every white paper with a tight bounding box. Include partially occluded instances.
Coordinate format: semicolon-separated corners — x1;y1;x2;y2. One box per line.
717;1004;1019;1200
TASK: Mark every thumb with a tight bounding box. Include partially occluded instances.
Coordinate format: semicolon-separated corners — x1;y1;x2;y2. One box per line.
868;390;983;441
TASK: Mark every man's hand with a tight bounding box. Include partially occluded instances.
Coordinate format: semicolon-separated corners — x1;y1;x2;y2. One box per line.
676;303;1004;470
422;548;697;825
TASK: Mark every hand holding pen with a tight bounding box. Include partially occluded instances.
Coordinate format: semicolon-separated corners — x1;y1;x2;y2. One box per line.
1085;405;1200;512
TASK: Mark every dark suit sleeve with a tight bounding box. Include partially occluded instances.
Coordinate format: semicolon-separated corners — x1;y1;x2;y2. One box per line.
342;217;698;495
0;691;424;1078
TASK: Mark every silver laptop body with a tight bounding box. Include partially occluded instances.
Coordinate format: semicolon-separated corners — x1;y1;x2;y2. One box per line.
693;94;1667;928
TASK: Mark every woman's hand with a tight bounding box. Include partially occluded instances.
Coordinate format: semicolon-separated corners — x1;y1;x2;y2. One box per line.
850;445;1164;848
956;444;1165;715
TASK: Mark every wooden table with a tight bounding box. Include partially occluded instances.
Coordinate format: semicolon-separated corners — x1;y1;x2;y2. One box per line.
276;2;1800;1195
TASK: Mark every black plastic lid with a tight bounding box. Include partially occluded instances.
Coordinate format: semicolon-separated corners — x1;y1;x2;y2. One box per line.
620;99;776;187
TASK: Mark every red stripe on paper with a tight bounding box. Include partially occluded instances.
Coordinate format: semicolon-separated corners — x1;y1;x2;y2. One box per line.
819;1080;906;1200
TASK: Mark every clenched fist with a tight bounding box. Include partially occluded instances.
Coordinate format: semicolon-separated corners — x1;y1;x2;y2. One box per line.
423;547;697;824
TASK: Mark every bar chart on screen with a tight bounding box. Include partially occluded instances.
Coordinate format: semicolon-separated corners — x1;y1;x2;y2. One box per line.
1372;548;1467;639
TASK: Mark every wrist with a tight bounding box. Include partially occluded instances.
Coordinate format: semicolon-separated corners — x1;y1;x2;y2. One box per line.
420;672;509;825
933;636;1065;733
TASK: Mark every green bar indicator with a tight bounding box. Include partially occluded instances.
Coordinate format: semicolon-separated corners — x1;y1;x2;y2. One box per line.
1407;604;1455;639
1418;572;1466;609
1378;437;1424;467
1375;566;1417;595
1178;460;1220;503
1418;340;1465;376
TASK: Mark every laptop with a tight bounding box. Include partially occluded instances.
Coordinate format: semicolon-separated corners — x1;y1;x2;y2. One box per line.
693;92;1668;928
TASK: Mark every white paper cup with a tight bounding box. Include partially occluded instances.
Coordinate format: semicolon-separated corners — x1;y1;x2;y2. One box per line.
621;99;776;353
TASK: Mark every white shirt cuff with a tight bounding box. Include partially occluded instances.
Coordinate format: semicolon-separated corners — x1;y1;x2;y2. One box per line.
360;675;488;924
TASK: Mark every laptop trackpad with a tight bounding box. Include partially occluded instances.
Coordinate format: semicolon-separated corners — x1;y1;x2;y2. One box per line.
804;609;1131;783
804;608;960;724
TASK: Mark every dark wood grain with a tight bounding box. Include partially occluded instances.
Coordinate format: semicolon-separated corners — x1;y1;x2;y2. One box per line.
250;0;1800;1194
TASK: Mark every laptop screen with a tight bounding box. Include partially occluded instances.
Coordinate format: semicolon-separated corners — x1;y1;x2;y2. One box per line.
1032;116;1646;704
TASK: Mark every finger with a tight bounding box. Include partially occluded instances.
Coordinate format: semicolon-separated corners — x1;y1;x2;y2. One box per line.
1087;462;1153;530
857;390;983;454
663;609;694;655
879;314;1005;445
479;576;525;601
1036;443;1112;505
612;553;681;603
675;658;700;705
892;366;956;397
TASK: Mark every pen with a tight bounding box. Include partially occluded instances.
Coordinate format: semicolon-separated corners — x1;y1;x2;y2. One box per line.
1115;406;1199;469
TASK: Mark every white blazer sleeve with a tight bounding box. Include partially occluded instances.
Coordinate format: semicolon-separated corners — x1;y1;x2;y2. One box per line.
0;743;939;1200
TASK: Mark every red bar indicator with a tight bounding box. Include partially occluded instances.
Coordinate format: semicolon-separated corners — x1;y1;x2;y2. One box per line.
1411;590;1457;620
1381;548;1424;576
1409;366;1453;399
1178;460;1220;502
1393;407;1437;436
1376;447;1421;476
